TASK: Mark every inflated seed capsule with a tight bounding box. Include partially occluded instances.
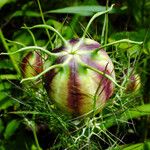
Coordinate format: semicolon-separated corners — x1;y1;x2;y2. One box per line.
44;38;115;116
21;51;43;78
125;68;141;93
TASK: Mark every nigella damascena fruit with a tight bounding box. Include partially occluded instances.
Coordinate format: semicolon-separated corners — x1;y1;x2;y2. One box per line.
125;68;141;93
44;38;115;116
21;51;43;78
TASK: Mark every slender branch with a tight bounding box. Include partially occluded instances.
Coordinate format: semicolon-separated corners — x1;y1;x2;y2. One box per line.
1;46;59;57
0;29;21;75
23;24;37;46
104;0;109;46
6;39;26;47
21;64;63;83
101;14;106;45
94;39;143;53
24;118;41;150
23;25;69;46
82;4;114;40
36;0;53;48
74;4;114;50
83;63;125;89
0;74;20;80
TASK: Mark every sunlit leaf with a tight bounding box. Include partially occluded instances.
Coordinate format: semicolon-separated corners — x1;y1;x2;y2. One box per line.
103;104;150;129
11;10;41;18
116;143;143;150
144;141;150;150
45;5;124;16
0;0;16;8
4;119;20;139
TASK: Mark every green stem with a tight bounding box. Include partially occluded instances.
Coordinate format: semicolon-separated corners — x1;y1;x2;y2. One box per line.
101;14;106;45
0;29;21;75
1;46;59;57
104;0;109;46
24;25;68;46
25;118;41;150
6;39;25;47
36;0;53;48
82;4;114;40
21;64;63;83
94;39;143;53
74;4;114;50
23;24;37;46
32;123;41;150
0;74;20;80
83;64;124;89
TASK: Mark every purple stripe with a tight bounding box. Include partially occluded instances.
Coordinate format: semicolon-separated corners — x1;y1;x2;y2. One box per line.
21;51;43;77
126;75;136;92
67;58;82;115
81;55;114;101
21;53;30;77
44;69;58;95
44;56;64;92
69;39;79;45
34;51;43;74
79;43;100;50
52;46;65;53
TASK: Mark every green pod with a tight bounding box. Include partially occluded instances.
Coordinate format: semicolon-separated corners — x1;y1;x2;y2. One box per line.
21;51;43;78
45;38;115;116
125;68;141;93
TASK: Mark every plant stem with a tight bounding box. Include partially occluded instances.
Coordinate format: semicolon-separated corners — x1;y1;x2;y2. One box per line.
74;4;114;50
94;39;143;53
6;39;25;47
82;4;114;41
25;118;41;150
101;14;106;45
32;123;41;150
104;0;109;46
36;0;53;49
26;25;69;46
0;74;20;80
24;24;37;46
21;64;63;83
83;63;124;89
1;46;59;57
0;28;21;76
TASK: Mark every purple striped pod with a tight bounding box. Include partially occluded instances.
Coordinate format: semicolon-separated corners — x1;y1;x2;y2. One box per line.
45;38;115;116
21;51;43;78
125;68;141;93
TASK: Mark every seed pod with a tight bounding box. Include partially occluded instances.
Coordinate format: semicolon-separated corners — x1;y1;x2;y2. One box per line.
21;51;43;78
125;68;141;93
45;38;115;116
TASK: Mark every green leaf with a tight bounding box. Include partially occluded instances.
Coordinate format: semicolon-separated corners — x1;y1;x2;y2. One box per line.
45;5;123;16
103;104;150;129
0;59;14;70
144;141;150;150
0;82;14;109
113;141;150;150
0;97;14;110
11;10;41;18
46;19;73;38
0;82;11;91
4;119;20;139
115;143;143;150
0;0;16;8
0;146;5;150
108;29;150;56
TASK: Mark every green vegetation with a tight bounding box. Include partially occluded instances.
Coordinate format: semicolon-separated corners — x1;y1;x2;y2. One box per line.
0;0;150;149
